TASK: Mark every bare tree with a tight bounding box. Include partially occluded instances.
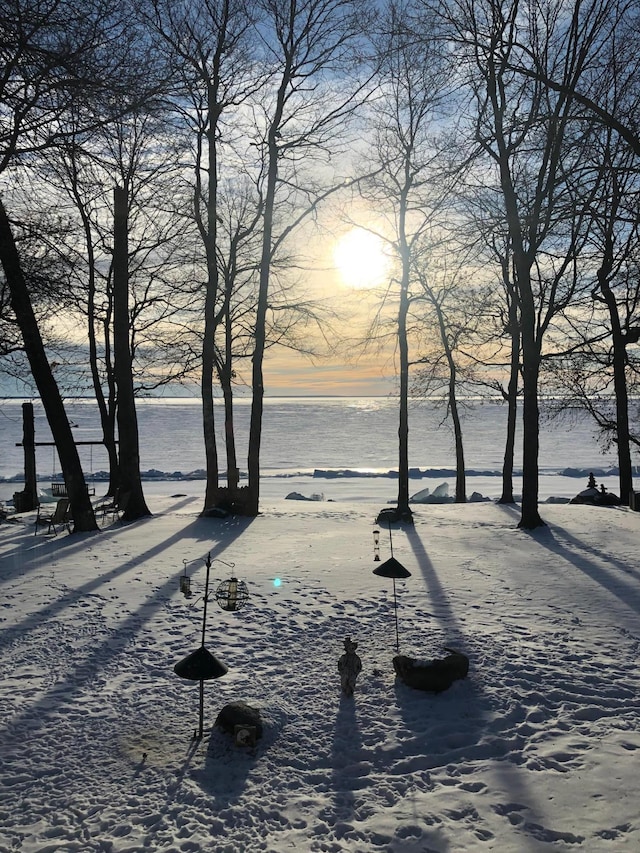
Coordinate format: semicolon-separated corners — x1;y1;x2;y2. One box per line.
412;240;491;503
503;0;640;158
0;0;137;528
354;0;449;521
542;124;640;503
245;0;375;515
147;0;260;511
439;0;616;528
0;0;168;527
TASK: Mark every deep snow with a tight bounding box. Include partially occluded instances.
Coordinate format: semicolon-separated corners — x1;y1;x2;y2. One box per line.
1;482;639;852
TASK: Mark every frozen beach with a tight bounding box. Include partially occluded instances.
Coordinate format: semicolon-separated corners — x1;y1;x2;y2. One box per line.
1;484;639;852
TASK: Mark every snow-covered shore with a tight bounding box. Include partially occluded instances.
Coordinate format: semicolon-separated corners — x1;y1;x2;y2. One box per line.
0;466;626;510
1;487;639;852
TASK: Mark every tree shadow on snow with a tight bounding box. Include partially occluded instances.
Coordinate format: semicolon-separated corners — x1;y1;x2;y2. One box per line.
0;511;255;656
0;512;256;729
398;523;545;817
525;520;640;617
0;493;206;586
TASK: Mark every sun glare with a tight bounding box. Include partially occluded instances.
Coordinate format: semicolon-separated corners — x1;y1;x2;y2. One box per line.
333;228;390;289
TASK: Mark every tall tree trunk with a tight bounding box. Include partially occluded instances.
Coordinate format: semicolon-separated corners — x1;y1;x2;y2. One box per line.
518;278;544;529
222;301;239;494
222;379;238;492
397;274;411;519
433;300;466;502
80;191;119;498
396;181;412;521
112;186;150;521
202;87;221;511
0;195;97;531
247;98;286;516
495;140;544;528
201;309;219;509
499;303;520;504
450;392;466;503
246;187;273;517
598;265;633;502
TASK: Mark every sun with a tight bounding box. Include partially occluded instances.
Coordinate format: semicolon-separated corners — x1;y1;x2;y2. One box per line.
333;228;390;289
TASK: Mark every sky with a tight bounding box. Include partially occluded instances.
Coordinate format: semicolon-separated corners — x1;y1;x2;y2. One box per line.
259;222;399;396
1;222;399;399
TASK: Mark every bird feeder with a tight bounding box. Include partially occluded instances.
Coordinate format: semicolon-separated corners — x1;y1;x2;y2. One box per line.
215;577;249;612
179;565;192;598
174;553;247;740
373;528;381;561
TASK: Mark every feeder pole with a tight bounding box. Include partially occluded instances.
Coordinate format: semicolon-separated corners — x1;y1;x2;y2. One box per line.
392;579;400;653
194;554;213;738
197;680;204;739
388;522;400;652
201;553;211;648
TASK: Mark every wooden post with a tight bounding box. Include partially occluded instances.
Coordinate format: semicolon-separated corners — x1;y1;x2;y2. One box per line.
21;402;38;510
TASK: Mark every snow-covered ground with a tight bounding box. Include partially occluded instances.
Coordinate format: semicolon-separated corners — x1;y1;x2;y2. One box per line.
1;482;639;852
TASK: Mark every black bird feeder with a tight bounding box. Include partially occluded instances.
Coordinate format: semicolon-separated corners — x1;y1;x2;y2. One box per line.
174;553;247;739
215;576;249;612
373;528;381;561
372;523;411;653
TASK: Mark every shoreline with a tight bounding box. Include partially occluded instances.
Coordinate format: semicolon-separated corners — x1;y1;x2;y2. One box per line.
1;470;623;509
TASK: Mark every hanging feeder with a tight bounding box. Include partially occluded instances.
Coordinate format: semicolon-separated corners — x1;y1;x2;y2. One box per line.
215;577;249;612
373;557;412;654
373;528;381;561
174;553;247;740
373;556;411;580
179;567;192;598
174;646;228;742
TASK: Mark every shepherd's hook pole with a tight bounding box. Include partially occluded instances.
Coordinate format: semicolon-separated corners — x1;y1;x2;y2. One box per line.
195;553;212;740
197;679;204;739
393;578;400;653
201;552;211;648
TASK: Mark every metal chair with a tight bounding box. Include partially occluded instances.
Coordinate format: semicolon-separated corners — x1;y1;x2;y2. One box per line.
35;498;72;535
99;490;130;523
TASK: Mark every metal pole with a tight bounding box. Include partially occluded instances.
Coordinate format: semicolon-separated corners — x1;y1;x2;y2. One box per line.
393;578;399;653
197;679;204;739
195;553;211;740
201;553;211;647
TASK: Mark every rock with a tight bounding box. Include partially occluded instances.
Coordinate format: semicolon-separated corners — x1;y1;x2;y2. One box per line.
569;477;620;506
215;701;263;739
376;506;414;524
285;491;324;501
202;506;229;518
393;648;469;693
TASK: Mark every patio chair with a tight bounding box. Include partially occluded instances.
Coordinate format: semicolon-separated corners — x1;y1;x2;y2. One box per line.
99;490;130;523
35;497;72;536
